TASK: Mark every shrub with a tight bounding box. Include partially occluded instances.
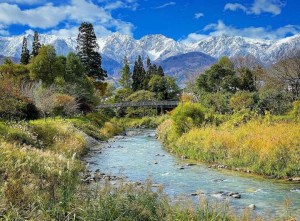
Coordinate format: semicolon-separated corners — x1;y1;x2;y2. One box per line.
229;91;255;111
291;101;300;121
171;102;205;134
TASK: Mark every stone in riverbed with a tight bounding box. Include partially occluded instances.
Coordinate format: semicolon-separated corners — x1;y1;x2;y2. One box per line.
186;163;196;166
232;193;241;199
248;204;256;210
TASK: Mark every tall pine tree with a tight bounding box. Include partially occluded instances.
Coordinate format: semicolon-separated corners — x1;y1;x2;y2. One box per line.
20;36;30;65
76;22;107;81
132;55;146;91
31;31;41;58
119;56;132;88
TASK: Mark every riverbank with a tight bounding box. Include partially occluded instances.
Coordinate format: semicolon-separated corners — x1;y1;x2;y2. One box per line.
157;117;300;180
0;116;254;220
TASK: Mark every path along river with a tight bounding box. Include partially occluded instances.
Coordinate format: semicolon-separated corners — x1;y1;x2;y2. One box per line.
85;129;300;219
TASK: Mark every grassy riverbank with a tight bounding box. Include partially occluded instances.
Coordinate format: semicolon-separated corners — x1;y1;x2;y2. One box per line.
157;103;300;179
0;115;265;221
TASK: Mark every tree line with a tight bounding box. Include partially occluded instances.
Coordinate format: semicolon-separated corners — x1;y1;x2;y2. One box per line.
118;56;179;102
0;22;107;120
187;54;300;115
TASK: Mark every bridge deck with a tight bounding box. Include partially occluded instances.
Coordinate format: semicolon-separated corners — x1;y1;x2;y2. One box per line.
96;100;179;109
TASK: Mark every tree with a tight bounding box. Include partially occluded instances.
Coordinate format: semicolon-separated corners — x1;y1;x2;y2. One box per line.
239;68;256;92
20;37;30;65
29;45;61;85
157;66;164;76
132;55;146;91
229;91;255;111
268;54;300;100
76;22;107;81
125;90;156;117
0;58;29;80
31;31;41;58
148;75;179;100
65;52;85;81
196;58;236;93
119;56;132;89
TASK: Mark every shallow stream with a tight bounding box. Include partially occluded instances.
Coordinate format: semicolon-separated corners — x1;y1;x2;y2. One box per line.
85;129;300;219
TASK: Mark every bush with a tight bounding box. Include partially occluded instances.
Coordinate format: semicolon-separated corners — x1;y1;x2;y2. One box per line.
291;101;300;121
171;102;205;134
229;91;255;111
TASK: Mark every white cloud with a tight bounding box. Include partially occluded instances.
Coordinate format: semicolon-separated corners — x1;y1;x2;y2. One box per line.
251;0;285;15
182;20;300;43
155;1;176;9
180;33;208;44
0;0;45;5
194;12;204;19
0;24;9;36
104;0;138;11
224;3;247;12
224;0;286;15
0;0;135;37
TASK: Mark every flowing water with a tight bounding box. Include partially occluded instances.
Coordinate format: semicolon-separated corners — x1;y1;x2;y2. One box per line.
85;129;300;219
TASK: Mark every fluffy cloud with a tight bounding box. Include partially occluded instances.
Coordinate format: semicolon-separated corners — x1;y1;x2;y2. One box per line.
251;0;285;15
225;0;286;15
194;12;204;19
182;20;300;43
224;3;247;12
0;0;135;36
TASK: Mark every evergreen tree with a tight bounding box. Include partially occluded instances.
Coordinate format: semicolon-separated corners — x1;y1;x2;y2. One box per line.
76;22;107;81
144;57;153;90
119;56;132;88
20;37;30;65
66;52;85;82
132;55;146;91
31;31;41;57
157;65;164;76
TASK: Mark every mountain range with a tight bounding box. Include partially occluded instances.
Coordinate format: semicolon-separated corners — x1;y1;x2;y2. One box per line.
1;33;300;83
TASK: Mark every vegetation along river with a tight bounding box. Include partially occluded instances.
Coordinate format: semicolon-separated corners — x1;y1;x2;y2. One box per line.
85;129;300;219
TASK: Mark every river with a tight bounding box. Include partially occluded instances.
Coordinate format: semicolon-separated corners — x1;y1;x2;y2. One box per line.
85;129;300;219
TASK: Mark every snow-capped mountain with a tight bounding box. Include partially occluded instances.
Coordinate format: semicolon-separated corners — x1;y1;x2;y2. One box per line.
187;34;300;64
1;32;300;80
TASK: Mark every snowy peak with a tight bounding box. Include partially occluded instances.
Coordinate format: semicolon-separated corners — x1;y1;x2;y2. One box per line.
138;34;187;61
187;34;300;64
1;32;300;77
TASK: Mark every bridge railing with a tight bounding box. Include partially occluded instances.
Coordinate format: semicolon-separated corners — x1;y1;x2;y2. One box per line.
96;100;179;109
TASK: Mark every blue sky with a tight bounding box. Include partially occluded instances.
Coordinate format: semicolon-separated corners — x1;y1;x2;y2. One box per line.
0;0;299;42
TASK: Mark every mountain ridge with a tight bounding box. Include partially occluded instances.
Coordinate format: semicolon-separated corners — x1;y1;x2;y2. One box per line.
1;33;299;81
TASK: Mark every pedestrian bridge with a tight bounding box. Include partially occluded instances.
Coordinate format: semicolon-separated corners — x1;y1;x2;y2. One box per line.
96;100;179;110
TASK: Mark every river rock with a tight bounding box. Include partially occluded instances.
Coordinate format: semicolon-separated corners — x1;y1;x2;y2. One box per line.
186;163;196;166
290;187;300;192
214;179;226;183
248;204;256;210
288;177;300;182
181;155;187;160
232;193;241;199
226;192;235;196
93;172;102;181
